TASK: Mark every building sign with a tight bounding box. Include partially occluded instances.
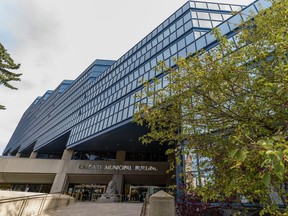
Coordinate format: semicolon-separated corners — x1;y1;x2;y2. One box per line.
78;164;158;171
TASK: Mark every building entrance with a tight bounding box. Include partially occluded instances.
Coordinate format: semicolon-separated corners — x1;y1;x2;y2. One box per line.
67;184;106;202
128;186;168;202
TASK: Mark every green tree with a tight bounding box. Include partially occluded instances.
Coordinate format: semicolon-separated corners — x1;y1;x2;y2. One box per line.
134;0;288;214
0;43;21;110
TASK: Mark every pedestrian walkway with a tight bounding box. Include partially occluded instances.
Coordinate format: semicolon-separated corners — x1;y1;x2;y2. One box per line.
40;202;143;216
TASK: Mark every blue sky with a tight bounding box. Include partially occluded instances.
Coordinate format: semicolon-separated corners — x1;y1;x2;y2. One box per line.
0;0;254;154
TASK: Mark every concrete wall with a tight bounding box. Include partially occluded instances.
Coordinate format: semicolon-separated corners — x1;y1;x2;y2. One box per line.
0;191;74;216
0;156;170;194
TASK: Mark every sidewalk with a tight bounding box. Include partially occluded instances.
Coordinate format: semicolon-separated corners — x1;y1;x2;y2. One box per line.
40;202;143;216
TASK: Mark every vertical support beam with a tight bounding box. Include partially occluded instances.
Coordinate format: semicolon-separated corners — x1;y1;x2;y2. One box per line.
116;151;126;163
50;149;73;193
114;151;126;197
15;153;21;158
29;152;38;159
113;174;124;195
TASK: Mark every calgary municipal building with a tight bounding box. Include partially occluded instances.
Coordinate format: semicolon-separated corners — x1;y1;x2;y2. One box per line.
0;0;270;202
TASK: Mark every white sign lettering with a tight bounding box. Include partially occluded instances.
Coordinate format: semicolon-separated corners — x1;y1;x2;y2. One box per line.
78;164;158;172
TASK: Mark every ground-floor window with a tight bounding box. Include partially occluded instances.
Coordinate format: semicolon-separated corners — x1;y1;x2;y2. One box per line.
2;184;52;193
67;184;106;201
71;151;116;161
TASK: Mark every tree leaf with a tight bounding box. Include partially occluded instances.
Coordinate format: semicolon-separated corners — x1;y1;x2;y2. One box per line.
230;148;239;158
262;173;271;186
274;161;284;180
234;149;247;162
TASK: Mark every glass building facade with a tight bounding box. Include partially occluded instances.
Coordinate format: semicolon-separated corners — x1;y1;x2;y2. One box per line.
3;1;253;157
0;0;273;196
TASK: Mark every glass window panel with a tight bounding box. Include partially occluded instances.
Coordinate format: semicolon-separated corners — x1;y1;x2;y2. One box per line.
212;21;222;28
207;3;219;10
170;44;177;55
149;69;155;79
222;14;232;20
117;111;123;122
177;38;186;50
194;31;201;40
152;38;157;47
157;53;163;62
145;62;151;71
151;58;157;68
197;12;210;19
255;0;272;11
231;5;242;11
169;23;176;33
183;12;191;23
178;48;186;58
241;5;258;21
123;108;128;119
186;42;196;55
199;20;212;28
157;33;164;42
205;32;216;44
169;31;177;43
151;47;156;56
176;26;184;37
189;2;195;8
163;37;169;47
219;4;231;11
175;8;182;18
163;49;170;59
176;18;184;29
128;105;134;117
228;14;243;30
210;13;223;21
156;42;162;52
218;22;230;35
139;66;145;75
164;29;170;38
169;13;176;24
195;2;207;9
146;42;152;50
144;72;149;81
192;19;199;27
191;11;197;19
185;32;195;45
184;21;192;32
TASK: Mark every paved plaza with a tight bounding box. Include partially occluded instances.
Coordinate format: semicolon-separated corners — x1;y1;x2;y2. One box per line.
40;202;143;216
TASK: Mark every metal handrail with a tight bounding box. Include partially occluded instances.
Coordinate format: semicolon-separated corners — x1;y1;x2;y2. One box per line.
0;193;47;203
0;192;74;216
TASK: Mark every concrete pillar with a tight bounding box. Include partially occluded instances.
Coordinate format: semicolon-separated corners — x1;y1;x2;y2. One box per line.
50;149;73;193
148;190;175;216
15;153;21;158
112;174;124;194
116;151;126;163
29;152;38;159
115;151;125;197
61;149;74;160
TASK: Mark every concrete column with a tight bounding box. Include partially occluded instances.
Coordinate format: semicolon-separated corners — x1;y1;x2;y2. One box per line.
61;149;74;160
112;174;124;195
50;149;73;193
15;153;21;158
116;151;126;163
148;190;175;216
29;152;38;159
